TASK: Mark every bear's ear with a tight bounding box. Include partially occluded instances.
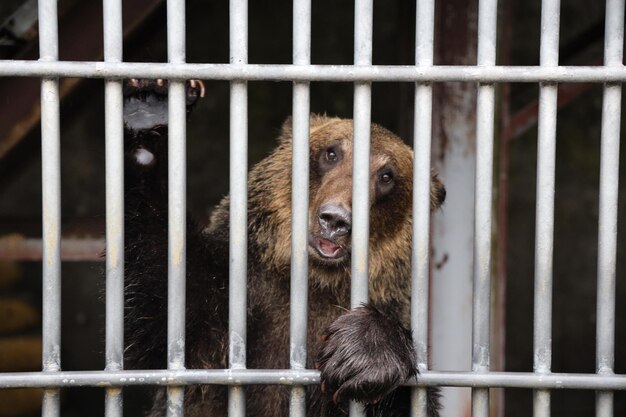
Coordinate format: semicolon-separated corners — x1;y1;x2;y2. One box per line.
280;116;293;139
430;171;446;210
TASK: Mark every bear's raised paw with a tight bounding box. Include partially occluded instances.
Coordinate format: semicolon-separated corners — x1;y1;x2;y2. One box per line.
123;79;204;169
123;78;205;132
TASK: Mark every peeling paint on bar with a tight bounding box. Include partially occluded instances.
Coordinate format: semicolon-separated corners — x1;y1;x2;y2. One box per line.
165;0;188;416
38;0;62;415
2;370;626;390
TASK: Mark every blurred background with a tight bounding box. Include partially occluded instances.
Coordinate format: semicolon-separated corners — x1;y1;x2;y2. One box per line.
0;0;624;416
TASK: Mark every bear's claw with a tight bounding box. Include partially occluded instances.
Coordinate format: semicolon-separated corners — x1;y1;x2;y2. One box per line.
189;79;206;98
123;78;205;107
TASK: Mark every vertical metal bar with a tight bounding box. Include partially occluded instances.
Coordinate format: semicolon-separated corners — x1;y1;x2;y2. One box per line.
351;0;373;307
596;1;624;416
167;0;187;416
290;0;311;415
38;0;61;415
534;0;560;416
350;0;373;415
103;0;124;415
411;0;435;415
229;0;248;416
472;0;498;415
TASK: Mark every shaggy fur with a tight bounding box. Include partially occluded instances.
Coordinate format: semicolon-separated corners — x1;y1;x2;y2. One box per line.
122;80;445;417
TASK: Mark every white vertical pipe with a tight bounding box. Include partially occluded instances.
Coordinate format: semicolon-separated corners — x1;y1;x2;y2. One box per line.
103;0;124;415
39;0;61;415
166;0;187;416
351;0;373;307
411;0;435;415
289;0;311;415
472;0;498;415
534;0;560;416
351;0;373;415
596;1;624;416
229;0;248;416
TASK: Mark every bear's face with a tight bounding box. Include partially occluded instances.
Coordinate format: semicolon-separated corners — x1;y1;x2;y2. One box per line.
244;115;445;284
306;117;420;268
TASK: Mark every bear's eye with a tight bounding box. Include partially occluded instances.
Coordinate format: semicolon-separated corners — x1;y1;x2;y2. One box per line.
380;172;393;183
318;144;343;174
375;167;396;202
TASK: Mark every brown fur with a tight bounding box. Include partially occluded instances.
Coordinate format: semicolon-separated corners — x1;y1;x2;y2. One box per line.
208;115;444;303
124;103;444;416
202;115;444;416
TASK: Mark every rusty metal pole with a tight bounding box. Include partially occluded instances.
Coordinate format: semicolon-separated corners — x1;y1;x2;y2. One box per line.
430;0;478;416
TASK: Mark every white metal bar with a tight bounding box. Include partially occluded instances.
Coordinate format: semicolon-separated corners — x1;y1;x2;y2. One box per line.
350;0;373;307
38;0;61;415
472;0;498;415
40;79;62;417
103;0;124;415
350;84;371;309
229;0;248;416
167;0;187;416
596;1;624;416
534;0;561;416
350;0;373;415
289;0;311;415
3;369;626;390
2;61;626;82
411;0;435;415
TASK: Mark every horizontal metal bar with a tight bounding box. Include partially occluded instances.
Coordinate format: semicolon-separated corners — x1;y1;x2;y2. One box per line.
0;237;104;261
1;61;626;82
2;370;626;390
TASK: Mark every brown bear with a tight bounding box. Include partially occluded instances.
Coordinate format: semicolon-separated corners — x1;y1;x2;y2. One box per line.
122;80;445;417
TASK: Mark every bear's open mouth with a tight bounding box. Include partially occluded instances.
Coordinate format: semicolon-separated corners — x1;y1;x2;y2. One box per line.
309;235;346;260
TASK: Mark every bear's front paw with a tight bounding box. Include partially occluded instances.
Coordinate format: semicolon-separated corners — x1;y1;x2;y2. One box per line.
123;79;205;169
123;78;205;134
316;305;416;405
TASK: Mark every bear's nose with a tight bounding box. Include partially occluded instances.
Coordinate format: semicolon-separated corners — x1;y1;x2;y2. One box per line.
318;204;351;238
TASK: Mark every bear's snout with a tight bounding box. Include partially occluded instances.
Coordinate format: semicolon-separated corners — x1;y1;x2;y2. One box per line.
318;203;352;239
